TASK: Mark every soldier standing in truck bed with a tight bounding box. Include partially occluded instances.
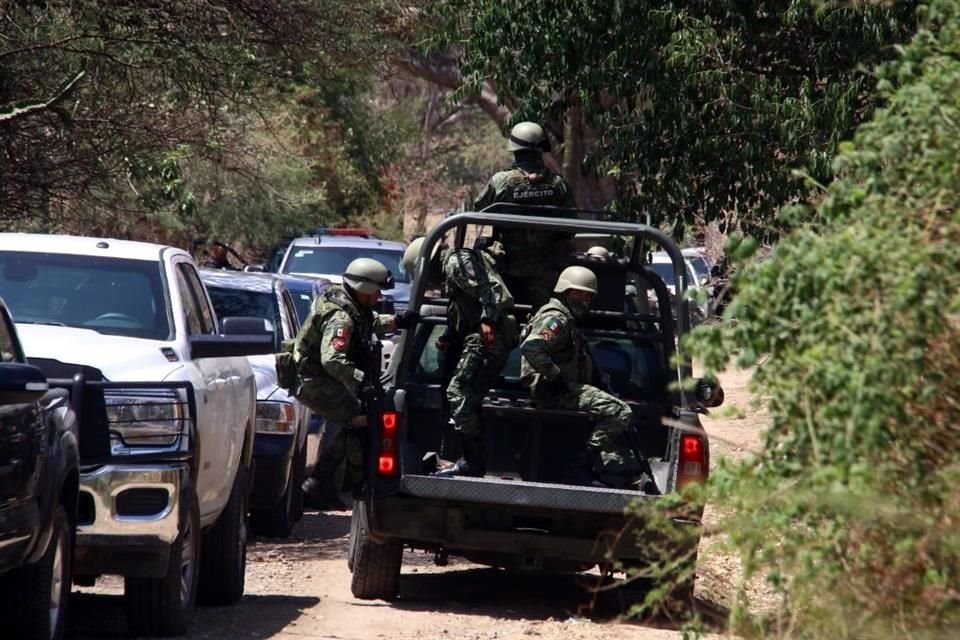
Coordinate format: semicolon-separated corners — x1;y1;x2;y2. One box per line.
475;122;576;310
403;235;517;477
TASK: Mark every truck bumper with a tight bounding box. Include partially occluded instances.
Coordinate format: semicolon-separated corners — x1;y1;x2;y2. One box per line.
368;476;701;569
74;463;188;578
251;433;295;508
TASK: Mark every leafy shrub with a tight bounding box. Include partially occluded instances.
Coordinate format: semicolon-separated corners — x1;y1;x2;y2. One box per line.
687;2;960;636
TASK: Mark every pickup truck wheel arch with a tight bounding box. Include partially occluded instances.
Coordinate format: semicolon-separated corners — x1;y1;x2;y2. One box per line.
197;463;248;606
124;483;201;637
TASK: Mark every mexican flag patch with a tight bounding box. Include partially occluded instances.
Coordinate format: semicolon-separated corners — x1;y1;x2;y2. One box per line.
548;319;562;334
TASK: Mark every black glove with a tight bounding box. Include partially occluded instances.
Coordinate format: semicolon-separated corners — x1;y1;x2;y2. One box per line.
394;309;421;330
545;374;570;396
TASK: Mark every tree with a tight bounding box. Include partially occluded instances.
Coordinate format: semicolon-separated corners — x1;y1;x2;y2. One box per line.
0;0;401;241
413;1;918;235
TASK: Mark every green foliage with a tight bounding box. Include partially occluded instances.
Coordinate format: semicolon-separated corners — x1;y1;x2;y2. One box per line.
687;1;960;635
429;0;918;234
0;0;405;244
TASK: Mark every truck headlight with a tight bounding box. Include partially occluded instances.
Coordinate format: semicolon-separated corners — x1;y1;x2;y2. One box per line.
105;390;187;448
256;401;296;434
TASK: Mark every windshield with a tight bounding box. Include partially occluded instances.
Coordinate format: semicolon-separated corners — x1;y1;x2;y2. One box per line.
282;246;409;284
650;262;676;286
0;251;170;339
206;286;283;351
687;255;710;280
410;323;668;401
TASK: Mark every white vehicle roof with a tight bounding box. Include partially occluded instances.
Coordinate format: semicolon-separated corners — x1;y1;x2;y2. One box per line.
0;233;185;262
287;235;405;251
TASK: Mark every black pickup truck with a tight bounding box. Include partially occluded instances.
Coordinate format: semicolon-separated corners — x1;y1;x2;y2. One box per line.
347;211;722;609
0;297;80;640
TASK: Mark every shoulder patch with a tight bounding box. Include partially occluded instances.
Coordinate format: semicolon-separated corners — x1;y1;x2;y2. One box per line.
330;324;350;351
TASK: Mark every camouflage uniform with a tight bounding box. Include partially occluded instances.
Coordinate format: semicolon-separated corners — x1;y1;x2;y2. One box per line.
475;161;576;309
520;297;631;471
293;284;396;489
443;247;518;438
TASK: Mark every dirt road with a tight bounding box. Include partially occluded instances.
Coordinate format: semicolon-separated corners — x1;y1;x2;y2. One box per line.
66;367;762;640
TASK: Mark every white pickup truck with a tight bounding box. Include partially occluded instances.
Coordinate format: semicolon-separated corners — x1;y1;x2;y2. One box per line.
0;234;272;636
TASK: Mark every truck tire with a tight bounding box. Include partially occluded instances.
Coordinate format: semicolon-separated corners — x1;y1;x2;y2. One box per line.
349;500;402;600
197;464;248;606
251;454;298;538
0;504;74;640
125;487;200;637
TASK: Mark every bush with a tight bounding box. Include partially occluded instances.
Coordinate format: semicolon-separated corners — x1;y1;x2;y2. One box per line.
686;2;960;636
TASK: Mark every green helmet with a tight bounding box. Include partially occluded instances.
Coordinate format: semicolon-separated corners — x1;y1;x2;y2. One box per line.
508;122;549;152
402;237;440;279
554;266;598;295
586;246;610;259
343;258;393;295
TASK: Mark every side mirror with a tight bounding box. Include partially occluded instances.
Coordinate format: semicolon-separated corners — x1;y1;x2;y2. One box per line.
710;264;722;278
695;378;724;407
243;264;265;273
220;316;274;336
0;363;49;404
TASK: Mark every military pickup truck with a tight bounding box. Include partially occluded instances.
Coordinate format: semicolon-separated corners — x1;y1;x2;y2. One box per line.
346;211;722;609
0;234;273;636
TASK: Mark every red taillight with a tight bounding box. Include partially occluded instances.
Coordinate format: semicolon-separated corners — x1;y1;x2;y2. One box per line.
382;411;397;434
378;454;396;475
378;411;400;477
678;433;707;490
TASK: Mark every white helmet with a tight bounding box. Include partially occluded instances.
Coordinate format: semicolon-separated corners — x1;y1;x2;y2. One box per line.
343;258;393;295
508;122;549;152
586;246;610;259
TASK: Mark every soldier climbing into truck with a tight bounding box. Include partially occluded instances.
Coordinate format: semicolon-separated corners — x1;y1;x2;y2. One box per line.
276;258;419;508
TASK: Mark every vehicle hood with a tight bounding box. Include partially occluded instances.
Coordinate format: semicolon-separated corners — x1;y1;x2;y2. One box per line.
17;324;182;381
249;354;282;400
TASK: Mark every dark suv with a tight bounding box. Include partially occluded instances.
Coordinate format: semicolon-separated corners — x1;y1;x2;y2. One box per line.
0;297;80;640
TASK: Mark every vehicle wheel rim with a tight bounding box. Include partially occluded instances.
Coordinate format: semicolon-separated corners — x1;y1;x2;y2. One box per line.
180;513;195;604
48;529;66;639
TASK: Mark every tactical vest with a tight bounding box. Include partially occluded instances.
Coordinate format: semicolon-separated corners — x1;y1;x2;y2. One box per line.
521;298;593;385
294;285;372;377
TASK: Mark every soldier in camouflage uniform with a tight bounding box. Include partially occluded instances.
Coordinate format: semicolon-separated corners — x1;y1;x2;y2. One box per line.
296;258;419;507
475;122;576;309
402;236;518;476
520;265;633;486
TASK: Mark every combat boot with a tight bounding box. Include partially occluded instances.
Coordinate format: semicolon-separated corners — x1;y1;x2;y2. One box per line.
434;435;485;478
563;447;609;487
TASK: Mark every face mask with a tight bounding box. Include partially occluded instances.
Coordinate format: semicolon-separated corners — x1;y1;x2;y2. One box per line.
566;297;591;319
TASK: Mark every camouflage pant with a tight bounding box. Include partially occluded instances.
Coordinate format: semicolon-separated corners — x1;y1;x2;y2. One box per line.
446;323;516;438
295;378;364;488
295;377;360;425
312;422;365;489
534;382;632;465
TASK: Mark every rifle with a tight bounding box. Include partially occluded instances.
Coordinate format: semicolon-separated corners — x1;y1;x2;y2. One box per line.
354;335;384;495
623;422;661;496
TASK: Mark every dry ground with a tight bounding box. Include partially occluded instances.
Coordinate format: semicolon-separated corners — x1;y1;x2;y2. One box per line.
66;367;765;640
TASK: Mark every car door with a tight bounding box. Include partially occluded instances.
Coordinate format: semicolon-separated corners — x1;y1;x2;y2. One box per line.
0;305;42;511
277;285;309;448
172;261;239;510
